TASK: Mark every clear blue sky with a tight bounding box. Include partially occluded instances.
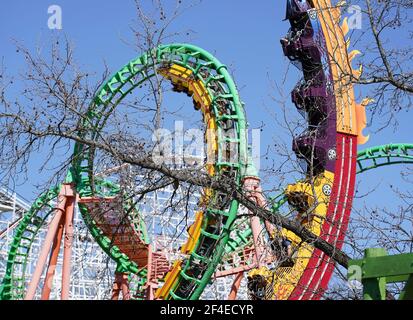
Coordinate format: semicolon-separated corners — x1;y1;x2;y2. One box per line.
1;0;412;249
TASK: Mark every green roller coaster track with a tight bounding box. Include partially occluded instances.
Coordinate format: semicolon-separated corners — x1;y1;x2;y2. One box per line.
1;43;248;301
0;178;149;300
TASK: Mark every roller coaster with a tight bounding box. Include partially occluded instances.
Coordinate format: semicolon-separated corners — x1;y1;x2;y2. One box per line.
0;0;412;300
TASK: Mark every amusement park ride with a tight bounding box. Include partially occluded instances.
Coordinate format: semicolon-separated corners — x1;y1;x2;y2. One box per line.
0;0;413;300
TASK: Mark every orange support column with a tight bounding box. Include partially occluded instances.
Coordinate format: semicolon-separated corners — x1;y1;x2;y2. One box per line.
40;213;65;300
111;272;131;300
61;186;76;300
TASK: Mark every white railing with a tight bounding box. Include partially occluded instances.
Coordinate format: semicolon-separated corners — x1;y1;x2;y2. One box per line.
0;186;31;214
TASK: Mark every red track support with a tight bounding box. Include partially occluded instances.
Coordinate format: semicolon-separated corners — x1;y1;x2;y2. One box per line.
243;177;271;267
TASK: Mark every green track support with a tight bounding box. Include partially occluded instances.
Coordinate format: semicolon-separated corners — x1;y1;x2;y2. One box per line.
348;248;413;300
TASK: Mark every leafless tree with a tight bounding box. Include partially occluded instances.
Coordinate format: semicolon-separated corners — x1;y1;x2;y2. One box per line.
1;0;412;300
